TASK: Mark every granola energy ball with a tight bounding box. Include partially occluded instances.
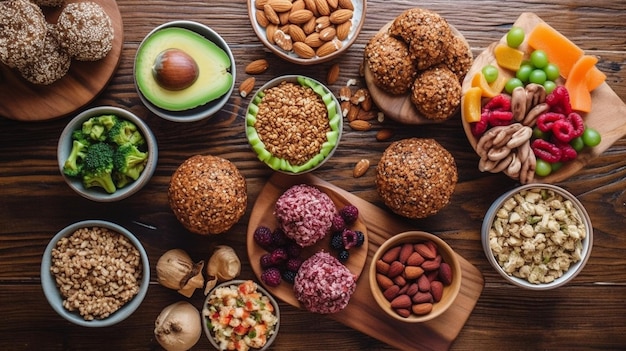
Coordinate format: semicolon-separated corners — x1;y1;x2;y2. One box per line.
410;65;461;121
168;155;247;235
32;0;65;6
376;138;458;219
0;0;47;69
442;35;473;82
56;1;114;61
19;24;71;85
364;32;417;95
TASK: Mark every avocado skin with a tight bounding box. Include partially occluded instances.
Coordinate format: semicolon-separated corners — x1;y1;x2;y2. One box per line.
135;27;233;111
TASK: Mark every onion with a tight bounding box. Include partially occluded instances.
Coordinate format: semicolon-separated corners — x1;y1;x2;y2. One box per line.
154;301;201;351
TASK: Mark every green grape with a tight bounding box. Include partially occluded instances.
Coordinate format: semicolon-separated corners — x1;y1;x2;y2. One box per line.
543;80;556;94
551;162;563;172
505;78;523;94
544;63;560;81
530;50;549;69
482;65;499;84
529;69;547;85
582;128;601;147
535;159;552;177
506;27;525;48
570;136;585;152
516;64;533;83
533;126;549;140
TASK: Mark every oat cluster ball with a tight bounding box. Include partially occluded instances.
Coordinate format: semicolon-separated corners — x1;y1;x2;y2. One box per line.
0;0;113;85
364;8;473;121
376;138;458;219
168;155;247;235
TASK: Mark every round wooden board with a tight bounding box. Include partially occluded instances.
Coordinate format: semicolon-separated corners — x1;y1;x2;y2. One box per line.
363;20;469;125
247;175;369;309
0;0;124;121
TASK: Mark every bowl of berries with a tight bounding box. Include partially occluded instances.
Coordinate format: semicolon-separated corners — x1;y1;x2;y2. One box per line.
460;13;626;184
247;178;368;309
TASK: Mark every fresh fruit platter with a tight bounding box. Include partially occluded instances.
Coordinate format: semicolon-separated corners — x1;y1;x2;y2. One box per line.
461;12;626;184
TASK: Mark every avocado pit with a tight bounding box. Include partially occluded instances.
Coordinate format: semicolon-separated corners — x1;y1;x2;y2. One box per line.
153;49;199;91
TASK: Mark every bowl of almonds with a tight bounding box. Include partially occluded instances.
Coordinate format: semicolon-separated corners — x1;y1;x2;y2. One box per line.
369;231;462;323
247;0;366;65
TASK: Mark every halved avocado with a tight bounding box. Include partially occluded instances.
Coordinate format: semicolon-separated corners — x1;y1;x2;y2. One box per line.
135;27;233;111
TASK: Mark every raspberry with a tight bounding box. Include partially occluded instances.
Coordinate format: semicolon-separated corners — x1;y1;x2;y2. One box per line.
532;139;561;163
546;85;572;115
286;257;303;272
354;231;365;247
261;268;282;287
342;229;358;250
253;226;274;250
330;214;346;233
282;270;297;284
483;93;511;112
339;205;359;224
338;250;350;262
260;253;274;269
270;247;288;265
330;232;344;250
272;228;289;248
285;241;302;258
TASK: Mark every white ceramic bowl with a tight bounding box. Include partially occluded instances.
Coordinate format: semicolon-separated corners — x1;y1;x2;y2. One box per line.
247;0;366;65
245;75;342;174
57;106;157;202
134;20;236;122
40;220;150;327
203;280;280;351
482;184;593;290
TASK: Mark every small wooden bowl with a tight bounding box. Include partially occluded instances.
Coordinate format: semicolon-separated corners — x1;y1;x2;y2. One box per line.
369;231;462;323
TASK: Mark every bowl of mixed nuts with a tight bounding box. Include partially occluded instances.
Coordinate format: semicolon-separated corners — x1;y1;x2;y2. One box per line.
40;220;150;327
482;184;593;290
245;75;342;174
247;0;366;65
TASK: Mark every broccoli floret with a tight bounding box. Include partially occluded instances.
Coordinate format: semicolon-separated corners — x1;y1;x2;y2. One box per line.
63;139;89;177
108;119;145;147
113;144;148;181
82;142;116;194
96;114;118;131
113;172;133;189
81;115;119;142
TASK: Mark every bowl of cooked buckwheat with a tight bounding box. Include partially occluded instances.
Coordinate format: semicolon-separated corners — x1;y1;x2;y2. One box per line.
245;75;342;174
41;220;150;327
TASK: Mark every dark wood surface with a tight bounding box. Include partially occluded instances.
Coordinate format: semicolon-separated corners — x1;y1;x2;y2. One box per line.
1;1;625;350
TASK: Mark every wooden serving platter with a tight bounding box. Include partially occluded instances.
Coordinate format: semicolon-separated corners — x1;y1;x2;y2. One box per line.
0;0;123;121
461;12;626;184
249;173;484;351
363;20;470;125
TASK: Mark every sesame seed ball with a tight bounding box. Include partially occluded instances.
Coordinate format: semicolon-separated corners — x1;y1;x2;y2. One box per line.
168;155;247;235
18;25;71;85
364;31;417;95
56;1;113;61
389;8;454;70
32;0;65;7
0;0;47;69
442;35;473;82
376;138;457;219
410;65;461;121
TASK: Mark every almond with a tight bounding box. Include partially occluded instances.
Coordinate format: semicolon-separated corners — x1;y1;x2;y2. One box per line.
353;158;370;178
268;0;293;12
376;273;394;290
293;41;315;58
376;128;394;141
356;109;376;121
238;77;255;98
337;0;353;10
381;246;401;263
387;260;404;278
421;259;441;272
404;266;425;280
405;282;419;297
263;4;280;25
398;243;414;264
336;20;351;40
349;119;371;131
245;59;269;75
417;274;431;292
340;101;350;117
314;0;330;16
412;303;433;316
302;17;317;34
288;9;314;24
289;24;306;42
303;0;318;15
412;291;433;304
315;15;331;31
394;308;411;318
278;10;291;25
393;275;406;287
319;26;336;41
255;9;270;27
326;0;338;9
329;8;353;24
255;0;269;10
390;294;412;309
415;243;437;259
375;259;390;275
383;284;400;301
266;24;278;44
326;63;340;84
304;32;323;47
430;281;444;302
291;0;306;11
406;251;425;266
439;262;453;285
316;38;342;57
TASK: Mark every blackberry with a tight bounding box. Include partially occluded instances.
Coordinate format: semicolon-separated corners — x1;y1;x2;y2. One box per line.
342;229;358;250
285;241;302;258
260;253;274;269
282;270;297;284
272;228;289;248
270;247;288;265
286;257;303;272
253;226;274;250
355;230;365;247
261;267;282;287
338;250;350;262
339;205;359;224
330;232;344;250
330;214;346;233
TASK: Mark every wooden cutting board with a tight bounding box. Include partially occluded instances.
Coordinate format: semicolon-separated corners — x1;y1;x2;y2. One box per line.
0;0;123;121
251;173;484;351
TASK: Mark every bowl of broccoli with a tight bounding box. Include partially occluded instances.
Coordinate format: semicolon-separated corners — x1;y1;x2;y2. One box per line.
57;106;158;202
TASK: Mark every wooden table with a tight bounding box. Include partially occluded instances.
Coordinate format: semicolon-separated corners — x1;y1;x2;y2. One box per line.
1;0;625;350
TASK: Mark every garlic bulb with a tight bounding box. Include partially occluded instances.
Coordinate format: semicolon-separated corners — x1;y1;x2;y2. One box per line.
207;245;241;281
156;249;205;298
154;301;201;351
